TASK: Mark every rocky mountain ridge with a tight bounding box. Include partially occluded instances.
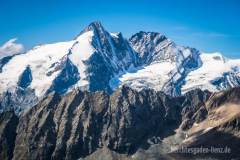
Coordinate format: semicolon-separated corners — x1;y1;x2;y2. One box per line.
1;86;240;160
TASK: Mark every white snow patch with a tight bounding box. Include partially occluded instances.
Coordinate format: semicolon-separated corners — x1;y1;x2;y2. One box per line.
69;31;95;87
182;52;240;94
118;62;176;91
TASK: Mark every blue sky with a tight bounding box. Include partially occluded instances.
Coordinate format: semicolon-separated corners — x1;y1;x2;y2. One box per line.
0;0;240;58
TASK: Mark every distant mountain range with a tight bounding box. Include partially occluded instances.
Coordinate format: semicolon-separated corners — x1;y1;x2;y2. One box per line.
1;21;240;112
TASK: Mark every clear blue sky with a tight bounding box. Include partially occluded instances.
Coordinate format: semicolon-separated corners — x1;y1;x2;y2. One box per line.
1;0;240;58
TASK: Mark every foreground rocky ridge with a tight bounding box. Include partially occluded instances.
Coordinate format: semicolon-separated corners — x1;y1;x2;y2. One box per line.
0;86;240;160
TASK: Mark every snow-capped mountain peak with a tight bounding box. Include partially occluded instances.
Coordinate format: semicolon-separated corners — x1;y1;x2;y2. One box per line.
0;22;138;112
79;21;106;36
1;21;240;113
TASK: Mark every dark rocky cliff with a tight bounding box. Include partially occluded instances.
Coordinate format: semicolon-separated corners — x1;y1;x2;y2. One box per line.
1;86;240;160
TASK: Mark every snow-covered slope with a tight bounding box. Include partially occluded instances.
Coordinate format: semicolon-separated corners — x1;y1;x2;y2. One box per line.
0;41;75;97
182;53;240;94
0;21;240;112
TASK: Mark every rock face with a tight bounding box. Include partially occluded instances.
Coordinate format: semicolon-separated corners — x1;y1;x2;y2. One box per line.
0;111;19;160
179;89;211;130
1;86;240;160
11;86;183;160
